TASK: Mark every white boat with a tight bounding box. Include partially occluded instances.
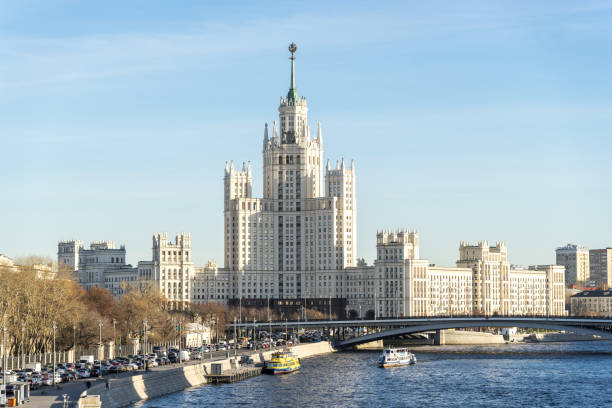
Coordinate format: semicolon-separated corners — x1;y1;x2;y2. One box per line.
378;348;416;368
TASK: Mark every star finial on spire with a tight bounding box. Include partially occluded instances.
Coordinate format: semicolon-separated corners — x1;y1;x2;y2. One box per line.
287;42;298;101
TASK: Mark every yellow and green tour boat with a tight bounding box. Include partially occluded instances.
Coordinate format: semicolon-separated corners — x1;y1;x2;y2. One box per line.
263;351;300;375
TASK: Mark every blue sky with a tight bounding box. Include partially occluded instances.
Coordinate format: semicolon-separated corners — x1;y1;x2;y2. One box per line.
1;1;611;267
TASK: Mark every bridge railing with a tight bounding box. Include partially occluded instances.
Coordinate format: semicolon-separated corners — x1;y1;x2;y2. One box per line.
230;314;612;327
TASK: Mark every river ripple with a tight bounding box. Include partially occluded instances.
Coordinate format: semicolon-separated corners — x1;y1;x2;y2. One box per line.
136;341;612;407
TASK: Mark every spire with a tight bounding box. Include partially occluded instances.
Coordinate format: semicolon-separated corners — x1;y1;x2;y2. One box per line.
287;42;298;102
273;120;278;143
317;122;322;144
263;123;269;150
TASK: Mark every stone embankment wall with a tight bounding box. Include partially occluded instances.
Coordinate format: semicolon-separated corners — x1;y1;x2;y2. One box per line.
518;333;602;343
436;330;505;345
85;342;335;408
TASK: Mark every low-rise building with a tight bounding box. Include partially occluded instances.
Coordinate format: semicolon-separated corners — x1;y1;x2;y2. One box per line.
570;289;612;317
191;260;230;303
184;322;212;347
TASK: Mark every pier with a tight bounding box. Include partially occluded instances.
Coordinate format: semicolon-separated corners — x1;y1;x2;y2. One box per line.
205;366;262;384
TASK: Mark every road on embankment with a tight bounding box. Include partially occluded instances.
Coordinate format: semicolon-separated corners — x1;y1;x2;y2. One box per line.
26;348;264;408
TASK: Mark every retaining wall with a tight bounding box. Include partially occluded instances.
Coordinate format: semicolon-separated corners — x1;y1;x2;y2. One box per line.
87;341;335;408
437;330;505;345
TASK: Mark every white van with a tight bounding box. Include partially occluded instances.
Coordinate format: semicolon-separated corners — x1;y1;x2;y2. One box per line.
179;350;190;362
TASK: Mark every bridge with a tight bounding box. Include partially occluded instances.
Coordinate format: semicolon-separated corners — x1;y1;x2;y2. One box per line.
230;316;612;349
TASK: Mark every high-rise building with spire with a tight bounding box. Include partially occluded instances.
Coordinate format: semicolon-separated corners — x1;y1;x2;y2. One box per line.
224;43;356;306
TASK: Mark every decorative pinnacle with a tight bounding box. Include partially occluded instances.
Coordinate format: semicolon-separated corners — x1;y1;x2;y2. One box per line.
287;42;298;101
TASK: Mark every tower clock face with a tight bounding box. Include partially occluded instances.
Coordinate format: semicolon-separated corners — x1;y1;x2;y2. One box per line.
282;131;296;144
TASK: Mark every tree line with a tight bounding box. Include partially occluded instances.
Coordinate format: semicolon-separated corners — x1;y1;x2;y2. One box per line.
0;257;328;357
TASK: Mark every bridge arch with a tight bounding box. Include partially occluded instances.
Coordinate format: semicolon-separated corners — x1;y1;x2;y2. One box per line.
336;321;612;348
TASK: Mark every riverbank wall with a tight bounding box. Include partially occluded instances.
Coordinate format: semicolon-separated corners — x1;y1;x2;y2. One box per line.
83;342;335;408
516;332;603;343
436;330;505;345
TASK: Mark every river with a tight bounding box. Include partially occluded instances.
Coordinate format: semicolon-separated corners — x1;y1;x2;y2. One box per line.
136;341;612;407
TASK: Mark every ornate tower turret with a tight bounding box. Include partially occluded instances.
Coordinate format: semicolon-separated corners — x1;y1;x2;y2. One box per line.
278;42;308;145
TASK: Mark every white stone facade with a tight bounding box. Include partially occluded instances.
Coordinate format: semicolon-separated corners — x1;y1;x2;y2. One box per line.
58;240;129;290
223;49;356;302
58;45;568;319
346;231;566;318
191;260;230;303
153;232;194;307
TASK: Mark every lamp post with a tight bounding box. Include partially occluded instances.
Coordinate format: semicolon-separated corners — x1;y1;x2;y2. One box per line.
112;319;117;358
253;318;257;351
52;321;57;386
233;317;237;357
20;321;25;370
73;324;77;359
267;295;272;341
178;318;183;364
142;319;148;355
2;322;7;388
97;320;103;379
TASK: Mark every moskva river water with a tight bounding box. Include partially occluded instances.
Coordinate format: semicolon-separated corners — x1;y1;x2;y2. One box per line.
136;341;612;407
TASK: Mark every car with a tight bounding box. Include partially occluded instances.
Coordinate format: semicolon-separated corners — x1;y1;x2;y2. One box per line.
77;369;90;378
108;365;121;374
29;377;42;389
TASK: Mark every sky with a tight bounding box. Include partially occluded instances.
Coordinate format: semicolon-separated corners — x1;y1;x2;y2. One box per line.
1;0;611;268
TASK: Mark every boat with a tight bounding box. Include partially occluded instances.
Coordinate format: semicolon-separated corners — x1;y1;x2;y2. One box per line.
378;347;417;368
263;350;300;374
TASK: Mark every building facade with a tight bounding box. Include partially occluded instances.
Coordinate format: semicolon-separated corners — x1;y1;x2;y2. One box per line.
589;248;612;287
58;240;128;290
556;243;590;285
223;43;355;304
570;289;612;317
59;44;569;319
346;231;565;318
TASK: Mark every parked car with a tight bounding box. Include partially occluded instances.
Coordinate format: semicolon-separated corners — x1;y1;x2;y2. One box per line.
108;365;121;374
77;369;90;378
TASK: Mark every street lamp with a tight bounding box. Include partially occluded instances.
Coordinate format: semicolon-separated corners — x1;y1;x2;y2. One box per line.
267;295;272;341
178;318;183;364
97;320;103;379
253;318;257;351
20;321;25;370
112;319;117;358
73;324;77;357
2;322;7;388
142;319;148;355
52;321;57;386
233;317;237;357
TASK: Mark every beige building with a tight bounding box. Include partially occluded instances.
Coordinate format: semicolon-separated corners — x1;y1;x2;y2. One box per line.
223;44;356;303
570;289;612;317
153;232;194;308
589;248;612;287
351;231;566;318
556;243;589;285
191;260;230;304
